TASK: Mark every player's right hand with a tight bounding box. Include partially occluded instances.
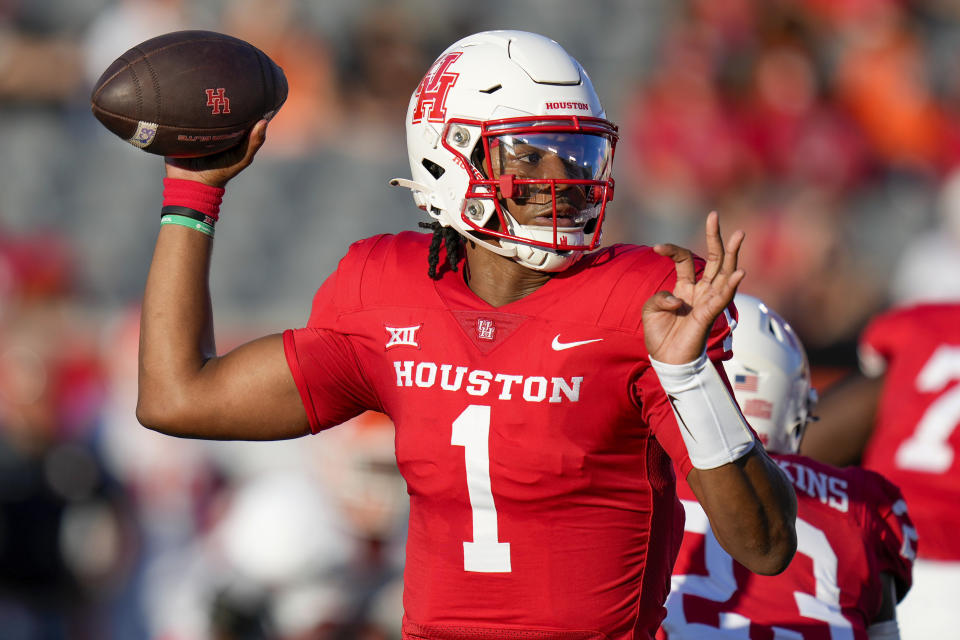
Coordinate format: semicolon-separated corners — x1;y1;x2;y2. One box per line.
642;211;745;364
164;119;268;188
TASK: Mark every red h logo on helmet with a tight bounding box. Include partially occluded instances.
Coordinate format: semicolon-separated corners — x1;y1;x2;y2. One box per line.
411;52;462;124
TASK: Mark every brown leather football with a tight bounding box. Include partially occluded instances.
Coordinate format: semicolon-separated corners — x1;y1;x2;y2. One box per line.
90;30;287;157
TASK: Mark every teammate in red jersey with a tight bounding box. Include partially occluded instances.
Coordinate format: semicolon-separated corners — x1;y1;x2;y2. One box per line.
800;303;960;639
661;294;915;640
134;31;797;639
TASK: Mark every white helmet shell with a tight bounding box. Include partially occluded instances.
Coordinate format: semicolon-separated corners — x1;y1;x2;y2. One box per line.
728;294;818;455
393;30;618;272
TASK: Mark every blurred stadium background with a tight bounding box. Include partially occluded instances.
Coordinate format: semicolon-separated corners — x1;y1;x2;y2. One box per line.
1;0;959;638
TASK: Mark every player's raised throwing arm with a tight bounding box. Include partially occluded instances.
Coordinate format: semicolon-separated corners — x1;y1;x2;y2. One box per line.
136;120;310;440
643;212;798;575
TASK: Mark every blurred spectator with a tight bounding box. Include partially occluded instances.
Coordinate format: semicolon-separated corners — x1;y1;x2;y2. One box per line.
735;32;868;192
0;232;136;639
731;187;885;349
0;232;76;311
133;413;406;640
95;305;225;639
620;17;754;231
219;0;342;157
832;0;944;174
96;306;407;639
0;23;84;102
615;0;960;368
81;0;195;87
890;166;960;305
337;5;430;159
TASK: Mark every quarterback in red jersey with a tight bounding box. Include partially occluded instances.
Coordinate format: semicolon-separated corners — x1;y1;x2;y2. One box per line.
661;295;915;640
134;31;797;639
801;303;960;639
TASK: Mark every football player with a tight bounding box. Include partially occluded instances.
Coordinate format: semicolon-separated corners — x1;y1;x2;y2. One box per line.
135;31;798;638
660;294;915;640
800;303;960;639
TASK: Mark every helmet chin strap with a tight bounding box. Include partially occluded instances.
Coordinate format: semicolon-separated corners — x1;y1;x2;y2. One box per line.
501;211;585;272
514;243;583;272
445;207;586;272
389;178;588;272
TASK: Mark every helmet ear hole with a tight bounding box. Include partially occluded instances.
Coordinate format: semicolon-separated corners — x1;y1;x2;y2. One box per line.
422;159;445;179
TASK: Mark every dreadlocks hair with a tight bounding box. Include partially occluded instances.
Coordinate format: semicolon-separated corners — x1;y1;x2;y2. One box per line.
419;220;463;279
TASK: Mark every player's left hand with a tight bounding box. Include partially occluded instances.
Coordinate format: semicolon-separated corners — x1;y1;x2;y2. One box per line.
642;211;745;364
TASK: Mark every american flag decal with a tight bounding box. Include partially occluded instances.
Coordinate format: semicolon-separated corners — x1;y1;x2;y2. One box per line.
734;373;759;392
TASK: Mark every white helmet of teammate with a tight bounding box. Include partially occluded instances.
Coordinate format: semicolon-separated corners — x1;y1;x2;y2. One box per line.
391;30;618;272
728;294;818;455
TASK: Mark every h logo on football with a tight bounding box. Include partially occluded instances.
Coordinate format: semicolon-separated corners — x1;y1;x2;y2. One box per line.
205;88;231;115
411;52;462;124
385;325;421;350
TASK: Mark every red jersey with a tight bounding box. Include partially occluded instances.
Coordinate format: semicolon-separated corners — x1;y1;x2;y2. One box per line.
856;303;960;561
283;232;734;640
659;454;915;640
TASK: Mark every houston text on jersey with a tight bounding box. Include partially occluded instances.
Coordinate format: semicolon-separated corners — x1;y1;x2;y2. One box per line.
392;360;582;403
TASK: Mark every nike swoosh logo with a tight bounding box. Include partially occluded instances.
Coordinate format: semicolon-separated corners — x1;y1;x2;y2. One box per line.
551;335;604;351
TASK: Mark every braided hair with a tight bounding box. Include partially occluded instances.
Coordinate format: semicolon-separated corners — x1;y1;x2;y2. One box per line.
419;220;463;280
416;142;486;279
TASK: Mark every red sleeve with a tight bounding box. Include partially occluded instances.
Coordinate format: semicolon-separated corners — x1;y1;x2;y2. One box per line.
857;307;922;378
306;234;393;328
284;236;396;433
637;363;694;478
860;468;916;601
283;328;382;434
306;268;340;328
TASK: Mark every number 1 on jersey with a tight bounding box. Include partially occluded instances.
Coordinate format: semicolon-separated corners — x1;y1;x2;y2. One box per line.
452;404;511;572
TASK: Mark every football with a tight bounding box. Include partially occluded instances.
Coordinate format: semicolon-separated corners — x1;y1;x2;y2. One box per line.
90;30;287;158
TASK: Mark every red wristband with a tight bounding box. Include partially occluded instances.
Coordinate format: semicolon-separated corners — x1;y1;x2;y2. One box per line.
162;178;225;222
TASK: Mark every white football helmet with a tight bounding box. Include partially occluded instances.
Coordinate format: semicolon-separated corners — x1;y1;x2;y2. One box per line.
727;294;818;455
391;30;618;272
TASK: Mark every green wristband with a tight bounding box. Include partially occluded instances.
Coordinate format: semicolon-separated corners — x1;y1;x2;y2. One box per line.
160;214;215;237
